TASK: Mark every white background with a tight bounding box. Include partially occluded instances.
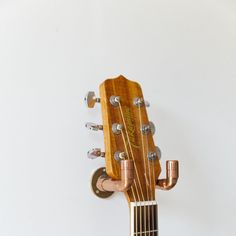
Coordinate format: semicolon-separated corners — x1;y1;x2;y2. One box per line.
0;0;236;236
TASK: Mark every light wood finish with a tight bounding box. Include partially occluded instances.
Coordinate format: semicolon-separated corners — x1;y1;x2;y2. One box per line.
99;75;161;202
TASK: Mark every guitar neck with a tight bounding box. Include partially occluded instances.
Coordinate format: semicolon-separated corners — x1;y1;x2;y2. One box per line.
130;201;158;236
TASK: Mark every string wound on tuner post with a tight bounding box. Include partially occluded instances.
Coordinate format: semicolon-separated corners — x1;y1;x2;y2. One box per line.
110;95;120;106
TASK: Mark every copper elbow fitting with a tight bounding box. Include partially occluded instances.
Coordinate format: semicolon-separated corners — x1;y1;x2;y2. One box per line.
157;160;179;191
96;160;134;192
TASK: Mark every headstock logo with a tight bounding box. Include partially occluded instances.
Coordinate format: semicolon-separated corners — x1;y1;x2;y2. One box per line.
123;106;140;149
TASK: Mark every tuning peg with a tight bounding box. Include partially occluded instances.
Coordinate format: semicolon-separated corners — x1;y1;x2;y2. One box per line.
147;146;161;161
144;100;150;107
85;122;103;131
84;91;100;108
149;121;155;134
156;145;162;160
87;148;105;159
134;98;150;107
141;121;156;135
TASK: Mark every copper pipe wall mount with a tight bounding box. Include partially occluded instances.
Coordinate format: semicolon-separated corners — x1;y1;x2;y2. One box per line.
156;160;179;191
91;160;134;198
91;159;178;198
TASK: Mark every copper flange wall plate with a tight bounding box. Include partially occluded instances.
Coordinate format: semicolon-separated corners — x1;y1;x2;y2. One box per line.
91;167;114;199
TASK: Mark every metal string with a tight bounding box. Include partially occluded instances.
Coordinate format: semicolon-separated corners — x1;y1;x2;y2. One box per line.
144;134;155;236
141;111;157;236
120;130;139;235
116;98;157;235
138;105;152;236
151;151;156;236
118;102;146;236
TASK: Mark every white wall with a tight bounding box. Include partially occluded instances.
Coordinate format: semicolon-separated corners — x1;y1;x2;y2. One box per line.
0;0;236;236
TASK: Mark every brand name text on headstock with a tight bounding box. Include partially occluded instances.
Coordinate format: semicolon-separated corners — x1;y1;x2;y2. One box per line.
123;106;140;149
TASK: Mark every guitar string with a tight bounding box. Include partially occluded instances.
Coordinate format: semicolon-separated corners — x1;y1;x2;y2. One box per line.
120;131;139;235
145;120;157;236
142;119;157;236
151;147;156;236
111;86;140;235
138;104;151;236
144;131;155;236
153;167;156;236
117;99;157;235
119;112;144;236
120;127;142;236
139;104;157;236
117;102;145;236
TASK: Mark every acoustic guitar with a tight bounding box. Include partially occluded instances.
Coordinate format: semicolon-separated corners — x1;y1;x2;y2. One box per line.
85;75;179;236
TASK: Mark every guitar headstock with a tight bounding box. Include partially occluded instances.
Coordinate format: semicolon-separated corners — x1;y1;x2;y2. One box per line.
85;75;178;203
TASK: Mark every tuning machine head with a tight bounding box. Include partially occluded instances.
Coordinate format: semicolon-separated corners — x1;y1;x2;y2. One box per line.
85;122;103;131
87;148;105;159
141;121;156;135
147;146;161;161
84;91;100;108
155;145;162;160
133;97;150;107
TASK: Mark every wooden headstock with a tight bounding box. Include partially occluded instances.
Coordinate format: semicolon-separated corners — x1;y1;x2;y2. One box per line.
100;75;161;202
86;75;178;203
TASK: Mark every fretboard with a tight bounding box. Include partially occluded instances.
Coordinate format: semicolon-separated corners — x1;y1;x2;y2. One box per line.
130;201;158;236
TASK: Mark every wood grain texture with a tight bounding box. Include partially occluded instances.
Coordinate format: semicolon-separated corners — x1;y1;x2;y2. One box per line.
99;75;161;202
